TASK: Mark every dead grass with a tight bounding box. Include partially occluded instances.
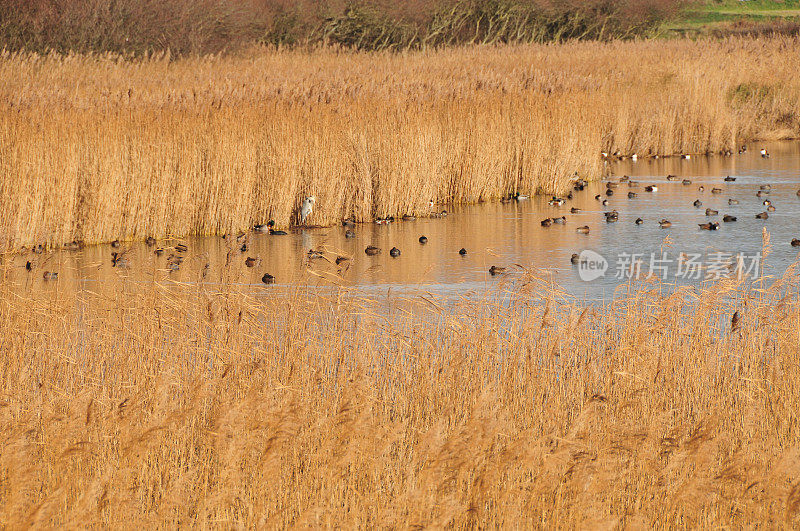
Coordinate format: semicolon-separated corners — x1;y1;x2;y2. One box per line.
0;37;799;250
1;238;799;527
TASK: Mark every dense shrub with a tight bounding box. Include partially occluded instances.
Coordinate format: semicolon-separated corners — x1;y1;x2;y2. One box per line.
0;0;684;54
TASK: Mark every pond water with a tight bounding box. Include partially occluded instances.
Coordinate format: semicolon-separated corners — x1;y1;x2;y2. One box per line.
8;141;800;301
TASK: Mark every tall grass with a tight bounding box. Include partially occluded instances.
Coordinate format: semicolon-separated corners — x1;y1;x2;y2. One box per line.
1;239;800;526
0;37;799;250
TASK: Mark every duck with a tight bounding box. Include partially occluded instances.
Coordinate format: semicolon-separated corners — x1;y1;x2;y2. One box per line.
619;176;629;182
604;210;619;222
738;145;747;154
335;256;350;265
628;192;637;199
760;148;769;158
576;226;590;234
699;222;719;230
631;154;638;161
43;271;58;281
698;186;705;192
756;190;768;197
548;197;566;206
245;257;260;267
711;188;723;194
682;154;691;160
419;235;428;244
602;199;610;206
111;240;121;248
666;175;679;181
728;199;739;205
594;194;602;201
605;189;614;196
307;249;325;260
768;205;776;212
723;215;737;222
342;218;356;228
26;260;33;271
606;182;619;188
763;199;772;206
63;240;83;251
552;216;567;224
792;239;800;247
628;180;639;187
570;253;582;264
705;208;718;216
240;243;248;253
644;185;658;192
693;199;703;207
403;215;416;221
514;193;529;201
659;219;672;228
635;217;644;225
389;247;401;257
253;223;270;234
541;218;553;227
459;248;467;255
111;252;129;268
345;229;356;238
756;212;769;219
365;246;381;256
682;179;692;185
261;273;275;284
570;207;581;213
724;176;736;182
145;236;157;246
760;184;772;191
489;266;506;276
797;189;800;197
267;220;288;235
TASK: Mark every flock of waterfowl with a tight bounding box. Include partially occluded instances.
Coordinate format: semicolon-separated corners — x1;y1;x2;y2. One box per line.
22;146;800;282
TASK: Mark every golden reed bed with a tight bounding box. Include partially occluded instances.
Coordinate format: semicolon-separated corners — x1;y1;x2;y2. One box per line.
0;37;799;250
1;244;799;527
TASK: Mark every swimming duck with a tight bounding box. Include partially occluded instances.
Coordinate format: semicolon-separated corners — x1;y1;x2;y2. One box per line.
26;261;33;271
698;186;705;192
145;236;156;246
111;240;120;248
111;252;129;268
792;239;800;247
605;210;619;222
760;148;769;158
459;248;467;255
240;243;248;253
570;207;581;213
728;199;739;205
403;215;416;221
602;199;609;206
605;189;614;196
699;222;719;230
619;176;629;182
631;154;638;161
682;179;692;185
419;235;428;244
738;145;747;154
756;190;768;197
711;188;723;194
756;212;769;219
389;247;401;257
635;218;644;225
43;271;58;281
308;249;325;260
628;192;637;199
63;240;83;251
768;205;776;212
659;219;672;228
705;208;718;216
345;229;356;238
724;176;736;182
666;175;679;181
253;223;270;233
261;273;275;284
548;197;566;206
606;182;619;188
541;218;553;227
365;246;381;256
335;256;350;265
570;253;581;264
245;257;260;267
760;184;772;191
342;219;356;228
515;193;529;201
552;216;567;224
576;226;590;234
722;215;737;222
628;180;639;187
682;154;691;160
489;265;506;275
594;195;602;201
267;220;288;235
763;199;772;206
644;185;658;192
693;199;703;207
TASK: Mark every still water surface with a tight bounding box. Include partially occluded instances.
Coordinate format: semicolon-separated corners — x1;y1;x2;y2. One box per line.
10;141;800;301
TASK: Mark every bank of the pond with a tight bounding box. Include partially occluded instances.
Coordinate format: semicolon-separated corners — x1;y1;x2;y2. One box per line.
1;37;799;251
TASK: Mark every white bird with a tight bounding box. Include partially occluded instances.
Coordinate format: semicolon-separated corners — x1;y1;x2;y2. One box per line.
760;148;769;158
300;196;316;224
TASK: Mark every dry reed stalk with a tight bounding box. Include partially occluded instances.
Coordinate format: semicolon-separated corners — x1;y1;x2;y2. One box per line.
0;37;798;249
0;252;799;527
